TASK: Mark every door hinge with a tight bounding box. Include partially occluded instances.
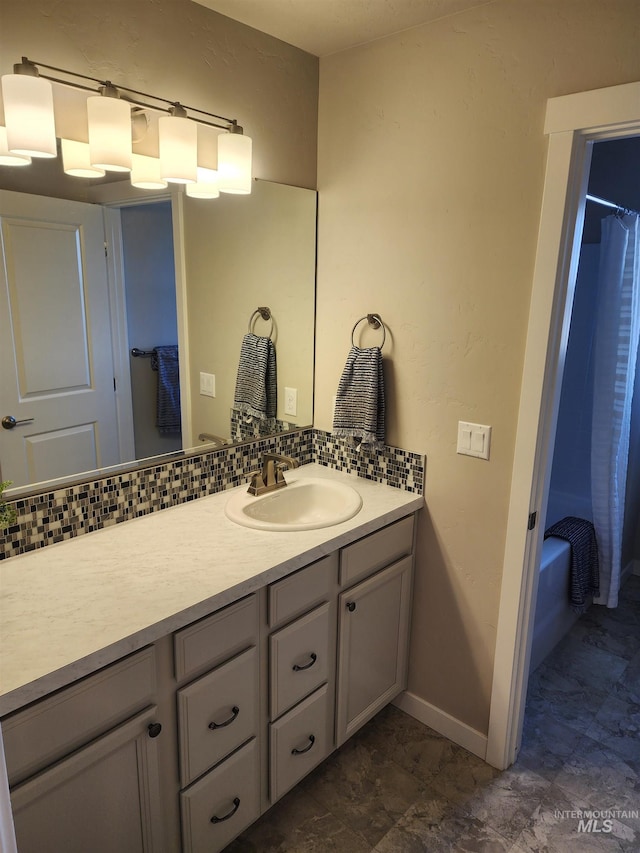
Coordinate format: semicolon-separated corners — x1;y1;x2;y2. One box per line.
104;241;108;258
113;377;117;392
528;511;537;531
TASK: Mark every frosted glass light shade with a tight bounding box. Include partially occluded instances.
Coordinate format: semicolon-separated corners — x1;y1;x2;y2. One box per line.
0;126;31;166
87;95;132;172
218;132;252;194
61;139;105;177
130;154;168;189
159;115;197;184
186;167;220;199
1;74;56;158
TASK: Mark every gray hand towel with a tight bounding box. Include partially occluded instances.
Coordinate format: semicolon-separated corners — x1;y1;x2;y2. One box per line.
333;345;385;449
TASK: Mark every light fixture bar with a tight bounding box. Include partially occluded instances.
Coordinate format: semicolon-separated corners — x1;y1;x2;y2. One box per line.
20;57;237;129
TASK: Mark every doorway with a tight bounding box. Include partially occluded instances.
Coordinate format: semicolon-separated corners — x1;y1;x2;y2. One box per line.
528;134;640;674
486;80;640;771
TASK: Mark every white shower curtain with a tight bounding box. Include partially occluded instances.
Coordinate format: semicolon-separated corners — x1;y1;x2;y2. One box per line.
591;212;640;608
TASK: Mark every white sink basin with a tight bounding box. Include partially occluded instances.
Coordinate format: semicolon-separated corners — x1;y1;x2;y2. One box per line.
225;476;362;531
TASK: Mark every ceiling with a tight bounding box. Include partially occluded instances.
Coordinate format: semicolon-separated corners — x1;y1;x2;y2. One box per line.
191;0;494;57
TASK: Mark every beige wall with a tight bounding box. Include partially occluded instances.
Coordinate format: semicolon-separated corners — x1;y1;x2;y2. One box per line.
0;0;318;194
316;0;640;733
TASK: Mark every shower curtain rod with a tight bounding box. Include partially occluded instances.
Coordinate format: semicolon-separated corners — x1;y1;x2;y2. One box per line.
586;193;639;216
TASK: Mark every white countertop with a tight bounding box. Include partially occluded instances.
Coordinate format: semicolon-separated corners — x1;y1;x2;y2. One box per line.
0;464;422;716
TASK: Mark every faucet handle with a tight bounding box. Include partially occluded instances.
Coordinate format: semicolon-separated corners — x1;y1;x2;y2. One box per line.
247;469;267;495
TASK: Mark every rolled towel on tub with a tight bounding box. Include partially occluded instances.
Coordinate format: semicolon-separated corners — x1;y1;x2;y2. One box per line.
543;516;600;613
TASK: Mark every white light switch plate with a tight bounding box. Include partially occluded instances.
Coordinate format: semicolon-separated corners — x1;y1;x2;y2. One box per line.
457;421;491;460
199;372;215;398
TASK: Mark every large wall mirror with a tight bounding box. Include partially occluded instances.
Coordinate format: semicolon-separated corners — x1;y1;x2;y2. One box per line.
0;175;316;497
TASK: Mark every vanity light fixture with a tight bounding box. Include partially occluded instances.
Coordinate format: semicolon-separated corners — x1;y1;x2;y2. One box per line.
1;59;57;158
0;57;252;196
87;85;133;172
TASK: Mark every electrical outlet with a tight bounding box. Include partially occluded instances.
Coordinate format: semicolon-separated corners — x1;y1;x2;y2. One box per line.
199;372;215;398
284;387;297;416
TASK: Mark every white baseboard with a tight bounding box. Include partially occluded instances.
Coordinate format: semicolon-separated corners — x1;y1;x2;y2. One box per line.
393;691;488;761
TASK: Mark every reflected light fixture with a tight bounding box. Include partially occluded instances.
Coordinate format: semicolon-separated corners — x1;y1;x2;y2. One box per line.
61;139;105;178
0;57;252;199
0;126;31;166
186;167;220;199
130;153;167;190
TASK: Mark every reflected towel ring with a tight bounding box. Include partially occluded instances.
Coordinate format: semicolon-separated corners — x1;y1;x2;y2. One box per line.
248;306;274;339
351;313;386;349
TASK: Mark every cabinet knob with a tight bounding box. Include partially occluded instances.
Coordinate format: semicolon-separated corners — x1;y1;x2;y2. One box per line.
147;722;162;738
346;601;356;612
210;797;240;824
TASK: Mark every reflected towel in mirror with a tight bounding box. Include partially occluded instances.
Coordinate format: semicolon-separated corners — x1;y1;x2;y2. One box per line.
151;345;181;434
233;333;277;420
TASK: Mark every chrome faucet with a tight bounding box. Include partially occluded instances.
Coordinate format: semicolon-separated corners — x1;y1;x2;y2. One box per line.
247;452;299;495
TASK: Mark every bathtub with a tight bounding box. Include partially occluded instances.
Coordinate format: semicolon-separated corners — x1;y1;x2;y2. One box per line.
530;536;584;672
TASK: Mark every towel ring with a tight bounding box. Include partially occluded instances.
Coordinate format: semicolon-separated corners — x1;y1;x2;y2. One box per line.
248;306;274;339
351;314;386;349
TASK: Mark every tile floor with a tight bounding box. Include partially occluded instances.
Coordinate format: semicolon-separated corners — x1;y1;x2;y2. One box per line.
225;575;640;852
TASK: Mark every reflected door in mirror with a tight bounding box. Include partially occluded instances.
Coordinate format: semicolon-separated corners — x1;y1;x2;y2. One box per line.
0;191;121;487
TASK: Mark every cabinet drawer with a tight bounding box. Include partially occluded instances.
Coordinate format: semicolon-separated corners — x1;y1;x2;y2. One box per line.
340;515;414;587
3;647;156;787
178;646;259;787
180;738;260;853
269;683;332;803
268;553;337;629
174;594;258;682
270;602;332;720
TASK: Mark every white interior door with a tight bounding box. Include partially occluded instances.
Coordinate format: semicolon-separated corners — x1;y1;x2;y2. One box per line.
0;190;120;489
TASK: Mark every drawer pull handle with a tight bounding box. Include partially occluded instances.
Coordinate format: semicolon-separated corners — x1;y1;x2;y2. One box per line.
210;797;240;824
346;601;356;612
147;722;162;738
291;734;315;756
292;652;317;672
208;706;240;730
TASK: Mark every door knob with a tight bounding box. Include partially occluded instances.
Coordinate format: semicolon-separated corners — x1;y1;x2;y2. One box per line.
2;415;35;430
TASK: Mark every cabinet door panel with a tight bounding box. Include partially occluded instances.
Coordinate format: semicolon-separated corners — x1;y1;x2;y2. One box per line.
10;707;164;853
336;557;412;746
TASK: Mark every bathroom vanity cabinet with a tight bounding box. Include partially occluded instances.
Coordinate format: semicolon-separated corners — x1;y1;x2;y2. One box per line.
0;471;420;853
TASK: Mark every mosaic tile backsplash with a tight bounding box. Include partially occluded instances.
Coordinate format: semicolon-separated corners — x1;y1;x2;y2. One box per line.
0;429;424;560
